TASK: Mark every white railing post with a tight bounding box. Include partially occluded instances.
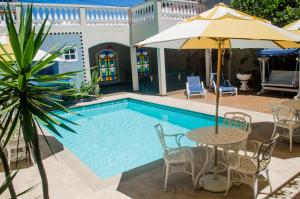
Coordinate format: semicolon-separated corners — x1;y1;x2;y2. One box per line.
80;7;86;25
156;1;167;96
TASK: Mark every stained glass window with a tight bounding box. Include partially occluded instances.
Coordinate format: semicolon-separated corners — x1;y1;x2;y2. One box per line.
98;49;118;82
136;48;150;77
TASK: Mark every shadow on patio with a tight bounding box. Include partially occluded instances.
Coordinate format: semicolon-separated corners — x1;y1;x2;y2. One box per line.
0;135;64;171
269;172;300;199
117;121;300;199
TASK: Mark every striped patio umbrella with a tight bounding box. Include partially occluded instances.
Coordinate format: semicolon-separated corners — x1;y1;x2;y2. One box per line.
136;3;300;188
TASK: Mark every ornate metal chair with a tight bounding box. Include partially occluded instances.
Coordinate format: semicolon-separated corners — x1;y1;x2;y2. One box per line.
154;124;195;191
223;112;252;155
272;105;300;152
224;134;279;199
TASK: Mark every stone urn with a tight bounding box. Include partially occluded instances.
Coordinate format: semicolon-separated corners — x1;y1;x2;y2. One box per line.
236;73;252;91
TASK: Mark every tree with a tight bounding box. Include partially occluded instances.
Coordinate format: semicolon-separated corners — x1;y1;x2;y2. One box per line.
0;3;79;199
231;0;300;27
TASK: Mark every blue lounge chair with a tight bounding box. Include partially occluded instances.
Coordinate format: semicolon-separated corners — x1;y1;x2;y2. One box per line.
186;76;207;99
210;73;237;96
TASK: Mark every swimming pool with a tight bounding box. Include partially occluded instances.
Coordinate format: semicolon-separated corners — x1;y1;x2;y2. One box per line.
47;98;220;179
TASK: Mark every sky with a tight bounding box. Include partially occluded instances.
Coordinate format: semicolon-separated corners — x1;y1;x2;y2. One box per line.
21;0;145;7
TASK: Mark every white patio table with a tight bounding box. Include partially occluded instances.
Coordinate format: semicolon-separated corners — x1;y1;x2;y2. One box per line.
186;126;248;192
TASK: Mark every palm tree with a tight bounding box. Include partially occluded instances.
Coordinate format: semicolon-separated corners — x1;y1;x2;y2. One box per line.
0;3;79;198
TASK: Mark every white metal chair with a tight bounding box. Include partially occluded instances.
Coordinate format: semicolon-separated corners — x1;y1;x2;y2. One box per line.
223;112;252;155
154;124;195;191
225;134;279;199
272;105;300;152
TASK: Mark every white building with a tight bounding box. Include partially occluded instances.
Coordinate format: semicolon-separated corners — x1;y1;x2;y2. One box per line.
0;0;232;95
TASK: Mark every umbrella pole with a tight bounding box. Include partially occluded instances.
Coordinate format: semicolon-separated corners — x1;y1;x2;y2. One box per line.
214;39;222;168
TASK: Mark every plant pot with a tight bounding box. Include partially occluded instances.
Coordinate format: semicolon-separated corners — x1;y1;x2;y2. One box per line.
236;73;252;91
236;73;252;81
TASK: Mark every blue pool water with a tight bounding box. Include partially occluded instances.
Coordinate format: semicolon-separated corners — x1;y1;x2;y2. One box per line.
48;98;219;179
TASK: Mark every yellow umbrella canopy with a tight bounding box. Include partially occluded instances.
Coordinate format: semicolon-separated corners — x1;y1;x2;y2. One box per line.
137;3;300;188
284;19;300;36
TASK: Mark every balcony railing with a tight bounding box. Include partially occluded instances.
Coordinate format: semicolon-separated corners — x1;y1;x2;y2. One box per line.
131;0;155;25
161;0;206;20
32;5;80;25
0;1;207;27
86;7;129;26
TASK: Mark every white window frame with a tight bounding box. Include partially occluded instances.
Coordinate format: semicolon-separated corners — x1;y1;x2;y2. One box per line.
62;47;78;62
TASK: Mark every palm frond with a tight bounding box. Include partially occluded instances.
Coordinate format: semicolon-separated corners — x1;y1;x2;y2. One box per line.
4;5;22;68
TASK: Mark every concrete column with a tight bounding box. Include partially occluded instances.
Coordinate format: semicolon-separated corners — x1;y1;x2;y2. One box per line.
130;46;139;91
156;1;167;95
157;48;167;95
205;49;212;87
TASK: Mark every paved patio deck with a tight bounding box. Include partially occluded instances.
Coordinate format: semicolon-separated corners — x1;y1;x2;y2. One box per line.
167;89;296;114
1;92;300;199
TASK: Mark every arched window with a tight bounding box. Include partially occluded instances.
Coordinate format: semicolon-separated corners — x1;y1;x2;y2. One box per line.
63;47;77;62
98;49;119;82
136;48;150;77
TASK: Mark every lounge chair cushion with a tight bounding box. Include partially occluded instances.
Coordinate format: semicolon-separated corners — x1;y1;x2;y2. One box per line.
188;76;200;85
220;86;236;92
189;85;204;93
187;76;204;94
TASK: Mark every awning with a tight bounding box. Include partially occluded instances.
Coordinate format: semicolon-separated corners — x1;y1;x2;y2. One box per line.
257;48;300;57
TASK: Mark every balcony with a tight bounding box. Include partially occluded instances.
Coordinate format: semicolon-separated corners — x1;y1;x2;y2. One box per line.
0;0;207;28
